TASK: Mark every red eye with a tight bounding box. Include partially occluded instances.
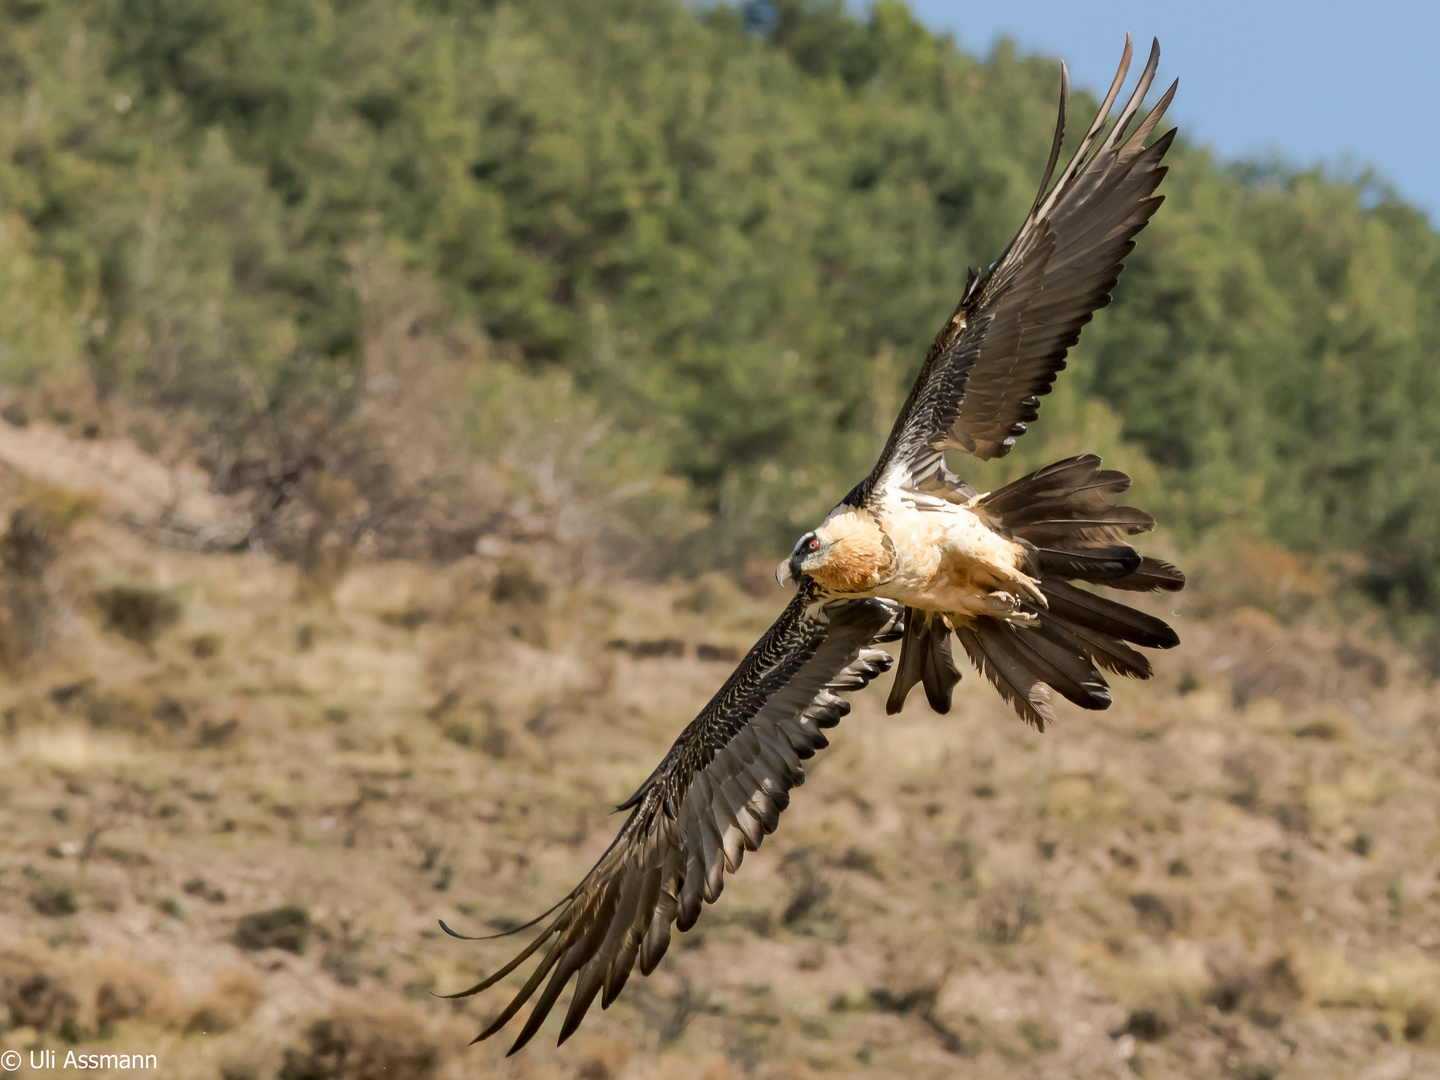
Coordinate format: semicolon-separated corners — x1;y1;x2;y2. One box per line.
808;538;819;551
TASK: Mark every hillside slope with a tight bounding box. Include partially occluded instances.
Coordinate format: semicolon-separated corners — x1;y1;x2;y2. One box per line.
1;428;1438;1080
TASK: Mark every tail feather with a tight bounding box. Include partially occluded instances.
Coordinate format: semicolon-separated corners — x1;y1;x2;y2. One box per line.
886;608;928;715
1008;622;1112;708
978;455;1129;515
1035;616;1153;680
890;455;1182;728
886;608;961;715
955;623;1056;730
1041;580;1178;649
1000;506;1155;545
923;618;961;712
1035;544;1141;582
1106;556;1185;593
980;454;1152;546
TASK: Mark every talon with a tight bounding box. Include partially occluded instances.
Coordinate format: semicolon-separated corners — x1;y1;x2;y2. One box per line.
1010;573;1047;608
1024;578;1048;608
983;591;1020;618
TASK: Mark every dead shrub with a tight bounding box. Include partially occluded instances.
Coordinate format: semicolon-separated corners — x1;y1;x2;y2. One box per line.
235;906;311;954
220;1059;263;1080
196;717;241;748
50;677;95;708
319;920;370;987
604;637;684;659
1252;954;1308;1021
1;942;84;1035
36;372;105;437
92;953;174;1032
0;506;54;578
223;256;637;578
183;877;227;904
1119;1008;1170;1042
976;883;1041;944
1017;1015;1061;1052
780;849;831;927
1334;639;1390;688
573;1037;635;1080
1222;746;1280;813
191;632;222;658
834;845;885;881
1205;949;1307;1025
0;501;75;670
28;882;78;916
490;554;550;607
153;697;189;731
0;941;175;1039
1130;893;1175;938
278;1002;445;1080
86;692;154;735
1405;1003;1434;1044
94;584;181;645
298;531;353;604
478;716;510;759
186;969;265;1034
868;985;938;1014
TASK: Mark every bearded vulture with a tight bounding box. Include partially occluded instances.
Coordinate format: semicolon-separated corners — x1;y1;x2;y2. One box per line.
444;35;1182;1052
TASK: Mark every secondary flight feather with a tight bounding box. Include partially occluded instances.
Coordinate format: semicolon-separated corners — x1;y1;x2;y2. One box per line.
445;35;1183;1052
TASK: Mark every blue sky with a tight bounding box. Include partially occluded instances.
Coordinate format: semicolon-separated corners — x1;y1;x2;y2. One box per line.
905;0;1440;222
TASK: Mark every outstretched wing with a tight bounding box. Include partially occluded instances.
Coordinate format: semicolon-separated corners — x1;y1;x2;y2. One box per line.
855;36;1177;501
441;582;902;1053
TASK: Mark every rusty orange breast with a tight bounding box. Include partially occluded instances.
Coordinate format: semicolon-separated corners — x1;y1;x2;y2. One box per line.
808;509;893;594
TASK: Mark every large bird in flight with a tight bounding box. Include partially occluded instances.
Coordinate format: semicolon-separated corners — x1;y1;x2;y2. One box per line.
445;36;1183;1052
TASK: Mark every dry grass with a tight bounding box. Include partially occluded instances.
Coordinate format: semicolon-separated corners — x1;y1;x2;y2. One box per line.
1;453;1440;1080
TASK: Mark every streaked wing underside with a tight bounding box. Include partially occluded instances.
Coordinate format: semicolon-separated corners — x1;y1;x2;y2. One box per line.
442;581;901;1052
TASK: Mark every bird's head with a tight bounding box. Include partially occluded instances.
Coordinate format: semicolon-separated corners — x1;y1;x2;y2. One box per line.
776;509;891;592
777;530;828;587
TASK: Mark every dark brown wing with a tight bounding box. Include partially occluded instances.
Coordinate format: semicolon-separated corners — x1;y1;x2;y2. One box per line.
440;583;901;1054
853;36;1177;502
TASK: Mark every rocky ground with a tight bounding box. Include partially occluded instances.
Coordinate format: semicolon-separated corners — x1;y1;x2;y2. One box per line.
1;425;1439;1080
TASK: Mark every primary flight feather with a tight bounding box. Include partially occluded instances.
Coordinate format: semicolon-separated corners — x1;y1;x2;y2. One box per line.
446;35;1183;1052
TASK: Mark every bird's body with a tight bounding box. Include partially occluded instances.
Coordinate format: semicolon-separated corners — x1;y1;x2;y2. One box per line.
801;494;1037;620
446;36;1187;1053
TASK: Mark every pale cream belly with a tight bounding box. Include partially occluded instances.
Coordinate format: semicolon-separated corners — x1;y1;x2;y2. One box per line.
871;500;1035;619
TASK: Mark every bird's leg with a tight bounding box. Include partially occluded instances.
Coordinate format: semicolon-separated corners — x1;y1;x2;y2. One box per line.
995;564;1047;609
981;591;1039;623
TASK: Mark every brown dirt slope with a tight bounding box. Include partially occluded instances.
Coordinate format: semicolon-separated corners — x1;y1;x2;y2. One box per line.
1;438;1439;1080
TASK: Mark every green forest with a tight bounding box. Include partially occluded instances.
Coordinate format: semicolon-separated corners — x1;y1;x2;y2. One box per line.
0;0;1438;637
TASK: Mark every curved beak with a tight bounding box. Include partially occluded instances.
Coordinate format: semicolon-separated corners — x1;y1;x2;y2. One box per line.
775;558;795;587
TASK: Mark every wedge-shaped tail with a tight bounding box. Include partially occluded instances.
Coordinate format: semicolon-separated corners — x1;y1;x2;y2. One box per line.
891;454;1182;727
